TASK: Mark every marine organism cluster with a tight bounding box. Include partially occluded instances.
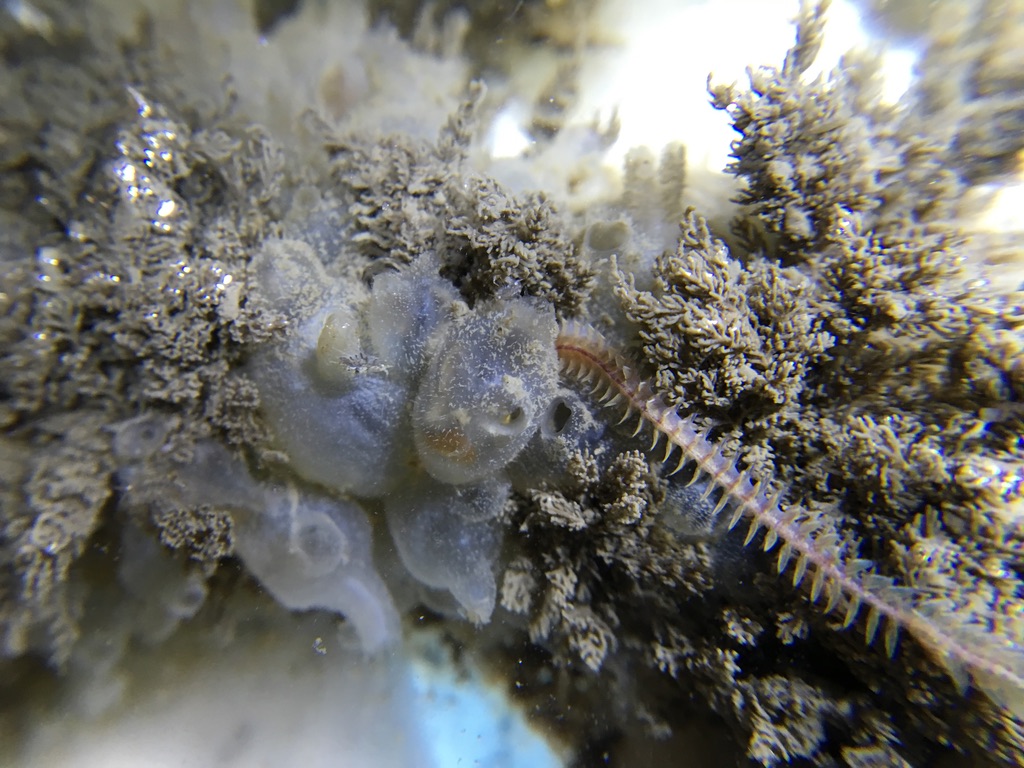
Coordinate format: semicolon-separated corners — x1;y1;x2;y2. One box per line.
1;0;1023;766
242;234;567;625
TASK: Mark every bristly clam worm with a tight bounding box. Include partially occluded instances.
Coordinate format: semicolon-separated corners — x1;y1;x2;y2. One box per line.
556;319;1024;719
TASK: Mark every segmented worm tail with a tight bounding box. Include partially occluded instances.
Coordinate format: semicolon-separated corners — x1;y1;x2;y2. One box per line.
556;319;1024;718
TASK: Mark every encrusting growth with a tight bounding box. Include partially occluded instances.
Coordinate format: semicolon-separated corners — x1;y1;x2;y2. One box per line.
556;319;1024;719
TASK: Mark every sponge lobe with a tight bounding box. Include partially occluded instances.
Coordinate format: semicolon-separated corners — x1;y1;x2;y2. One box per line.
385;473;510;624
412;300;558;485
363;256;460;381
232;488;399;653
116;437;401;654
185;443;400;653
251;352;408;497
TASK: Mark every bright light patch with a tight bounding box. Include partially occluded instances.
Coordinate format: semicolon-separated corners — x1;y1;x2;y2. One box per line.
488;105;534;159
409;654;563;768
574;0;919;176
587;0;797;172
879;46;917;104
807;0;867;78
976;180;1024;233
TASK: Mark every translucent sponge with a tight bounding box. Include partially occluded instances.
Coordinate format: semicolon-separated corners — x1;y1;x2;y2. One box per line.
188;442;400;653
412;300;558;485
362;255;460;381
251;354;408;497
385;473;509;624
232;487;400;653
115;436;401;654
